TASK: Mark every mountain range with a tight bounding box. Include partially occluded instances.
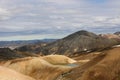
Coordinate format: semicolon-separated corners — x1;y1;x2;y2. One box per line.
15;30;120;56
0;39;57;49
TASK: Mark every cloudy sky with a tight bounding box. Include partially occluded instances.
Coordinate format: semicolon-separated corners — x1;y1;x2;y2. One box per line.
0;0;120;40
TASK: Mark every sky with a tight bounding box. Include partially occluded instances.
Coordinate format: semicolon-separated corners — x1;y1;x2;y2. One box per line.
0;0;120;41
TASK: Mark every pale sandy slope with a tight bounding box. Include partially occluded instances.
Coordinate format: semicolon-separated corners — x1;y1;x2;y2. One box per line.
0;55;77;80
0;66;35;80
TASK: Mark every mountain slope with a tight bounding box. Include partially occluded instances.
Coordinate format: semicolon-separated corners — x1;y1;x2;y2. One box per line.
40;30;119;55
0;66;35;80
56;47;120;80
0;55;76;80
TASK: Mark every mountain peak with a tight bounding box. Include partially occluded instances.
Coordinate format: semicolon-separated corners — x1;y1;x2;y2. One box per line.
74;30;97;36
63;30;97;40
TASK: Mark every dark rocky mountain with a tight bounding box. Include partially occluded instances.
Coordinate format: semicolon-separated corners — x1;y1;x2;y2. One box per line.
114;31;120;36
0;47;38;61
0;48;23;61
40;30;119;55
15;42;47;54
15;30;120;56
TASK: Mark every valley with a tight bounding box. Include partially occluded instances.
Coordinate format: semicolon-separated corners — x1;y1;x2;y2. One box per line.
0;30;120;80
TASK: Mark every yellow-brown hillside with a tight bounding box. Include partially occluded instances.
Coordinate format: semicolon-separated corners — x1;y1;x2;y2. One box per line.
0;55;77;80
0;66;35;80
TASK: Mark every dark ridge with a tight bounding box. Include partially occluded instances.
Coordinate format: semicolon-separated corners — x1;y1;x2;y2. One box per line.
63;30;98;40
114;31;120;35
0;48;23;61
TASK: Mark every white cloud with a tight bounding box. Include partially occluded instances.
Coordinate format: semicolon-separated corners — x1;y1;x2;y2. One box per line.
108;16;120;24
93;16;108;22
43;0;78;5
0;8;8;14
49;15;65;19
0;8;11;20
0;0;120;40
